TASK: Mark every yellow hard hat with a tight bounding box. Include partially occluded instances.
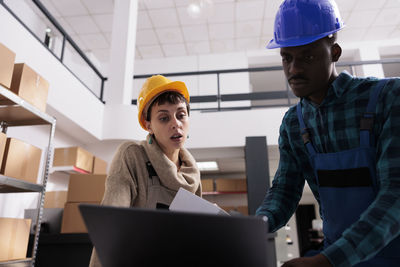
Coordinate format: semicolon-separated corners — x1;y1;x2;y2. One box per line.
137;75;190;130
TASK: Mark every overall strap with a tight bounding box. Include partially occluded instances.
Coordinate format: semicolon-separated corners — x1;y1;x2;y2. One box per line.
140;145;159;180
146;161;158;179
296;102;317;156
360;79;388;148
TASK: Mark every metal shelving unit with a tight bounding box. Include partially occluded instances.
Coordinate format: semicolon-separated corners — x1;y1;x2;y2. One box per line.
0;84;56;267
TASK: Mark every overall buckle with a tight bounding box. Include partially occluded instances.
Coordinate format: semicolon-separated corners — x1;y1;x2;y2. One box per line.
301;128;311;144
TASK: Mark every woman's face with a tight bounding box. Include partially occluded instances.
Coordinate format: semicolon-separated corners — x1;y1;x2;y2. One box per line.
145;101;189;154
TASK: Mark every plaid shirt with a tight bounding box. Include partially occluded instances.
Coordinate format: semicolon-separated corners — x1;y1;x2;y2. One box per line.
256;71;400;266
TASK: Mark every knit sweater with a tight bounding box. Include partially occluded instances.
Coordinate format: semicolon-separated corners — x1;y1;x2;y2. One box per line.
89;135;201;267
102;135;201;207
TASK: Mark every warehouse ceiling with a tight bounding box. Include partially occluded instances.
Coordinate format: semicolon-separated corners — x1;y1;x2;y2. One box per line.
35;0;400;63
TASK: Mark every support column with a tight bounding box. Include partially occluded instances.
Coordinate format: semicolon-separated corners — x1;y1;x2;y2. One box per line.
245;136;270;215
105;0;138;105
102;0;144;140
357;45;385;78
245;136;276;267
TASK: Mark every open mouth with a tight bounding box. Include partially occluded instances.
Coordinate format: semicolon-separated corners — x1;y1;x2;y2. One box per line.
171;133;183;140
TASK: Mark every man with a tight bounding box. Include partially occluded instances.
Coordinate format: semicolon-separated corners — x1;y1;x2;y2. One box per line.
256;0;400;266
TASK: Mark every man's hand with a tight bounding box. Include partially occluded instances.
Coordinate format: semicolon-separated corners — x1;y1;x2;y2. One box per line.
282;254;332;267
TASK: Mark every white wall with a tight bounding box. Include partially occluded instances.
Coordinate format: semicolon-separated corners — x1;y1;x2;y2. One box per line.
0;6;104;141
188;107;286;148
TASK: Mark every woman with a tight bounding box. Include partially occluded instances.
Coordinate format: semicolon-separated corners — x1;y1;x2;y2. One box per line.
89;75;201;267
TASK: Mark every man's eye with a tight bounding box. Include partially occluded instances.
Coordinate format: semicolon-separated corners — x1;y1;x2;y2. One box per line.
305;55;315;61
281;56;291;63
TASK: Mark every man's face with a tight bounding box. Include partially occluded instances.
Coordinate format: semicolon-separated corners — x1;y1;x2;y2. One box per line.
280;37;338;104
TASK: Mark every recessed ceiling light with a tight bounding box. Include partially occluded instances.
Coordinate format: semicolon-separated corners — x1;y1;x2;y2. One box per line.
187;0;214;19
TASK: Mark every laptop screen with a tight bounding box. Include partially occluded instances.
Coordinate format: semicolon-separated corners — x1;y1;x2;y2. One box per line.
79;203;270;267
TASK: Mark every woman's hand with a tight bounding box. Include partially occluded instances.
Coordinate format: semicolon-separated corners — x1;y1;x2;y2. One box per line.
282;254;332;267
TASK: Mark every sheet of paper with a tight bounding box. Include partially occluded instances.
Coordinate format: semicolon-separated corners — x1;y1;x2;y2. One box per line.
169;187;229;215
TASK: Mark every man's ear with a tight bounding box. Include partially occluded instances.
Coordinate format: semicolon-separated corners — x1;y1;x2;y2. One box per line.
331;43;342;62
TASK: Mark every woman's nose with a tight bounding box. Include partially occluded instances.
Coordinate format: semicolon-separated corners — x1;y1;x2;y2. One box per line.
171;117;180;129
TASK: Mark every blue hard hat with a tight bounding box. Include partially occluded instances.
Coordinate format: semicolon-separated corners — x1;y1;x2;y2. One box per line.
267;0;345;49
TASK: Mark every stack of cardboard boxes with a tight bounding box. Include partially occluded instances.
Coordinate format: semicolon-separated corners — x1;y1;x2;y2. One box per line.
60;174;106;233
201;178;249;215
0;42;49;262
50;146;108;233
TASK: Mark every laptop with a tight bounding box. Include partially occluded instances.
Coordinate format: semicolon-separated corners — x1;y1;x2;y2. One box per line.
79;204;271;267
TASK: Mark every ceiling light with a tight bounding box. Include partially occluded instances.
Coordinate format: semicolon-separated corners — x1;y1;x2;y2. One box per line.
187;3;201;18
197;161;219;171
187;0;214;19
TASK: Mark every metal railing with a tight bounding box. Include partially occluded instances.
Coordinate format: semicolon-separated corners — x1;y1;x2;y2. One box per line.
132;58;400;112
0;0;107;103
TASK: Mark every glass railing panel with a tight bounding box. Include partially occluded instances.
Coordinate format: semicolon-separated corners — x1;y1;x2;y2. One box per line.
63;42;102;98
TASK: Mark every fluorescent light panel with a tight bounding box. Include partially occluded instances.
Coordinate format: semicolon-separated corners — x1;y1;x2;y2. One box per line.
197;161;219;171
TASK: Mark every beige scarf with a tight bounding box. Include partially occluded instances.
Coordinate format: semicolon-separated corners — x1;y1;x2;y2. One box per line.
143;134;201;196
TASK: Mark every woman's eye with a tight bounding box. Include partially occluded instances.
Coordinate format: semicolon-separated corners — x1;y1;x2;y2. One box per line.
178;113;187;119
159;116;168;122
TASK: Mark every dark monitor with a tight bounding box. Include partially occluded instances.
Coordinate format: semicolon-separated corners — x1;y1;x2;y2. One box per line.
79;204;271;267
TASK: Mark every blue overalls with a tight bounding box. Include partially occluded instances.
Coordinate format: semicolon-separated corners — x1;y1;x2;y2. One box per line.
296;80;400;266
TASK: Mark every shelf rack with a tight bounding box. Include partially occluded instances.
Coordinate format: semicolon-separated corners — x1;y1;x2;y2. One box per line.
50;165;90;175
202;191;247;195
0;84;56;267
0;258;32;267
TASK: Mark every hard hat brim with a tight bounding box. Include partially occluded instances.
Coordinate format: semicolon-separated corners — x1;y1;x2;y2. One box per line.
266;27;344;49
138;80;190;130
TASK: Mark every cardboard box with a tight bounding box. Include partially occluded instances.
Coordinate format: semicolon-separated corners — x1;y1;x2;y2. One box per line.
215;178;247;192
67;174;106;203
0;217;31;261
3;63;49;112
44;191;68;208
0;138;41;183
53;147;94;173
201;179;214;192
0;132;6;166
0;43;16;89
61;202;98;233
92;156;107;175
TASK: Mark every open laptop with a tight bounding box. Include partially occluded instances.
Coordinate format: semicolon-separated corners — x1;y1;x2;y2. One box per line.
79;204;271;267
